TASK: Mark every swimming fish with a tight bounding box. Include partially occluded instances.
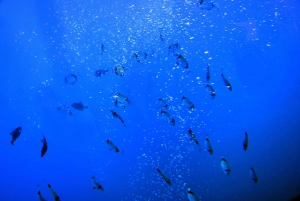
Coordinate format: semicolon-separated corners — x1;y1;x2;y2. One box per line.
157;98;168;110
94;69;109;77
40;134;48;158
206;84;216;99
44;181;60;201
160;110;175;126
92;176;104;190
205;136;213;155
131;51;148;63
37;185;47;201
220;158;231;175
71;102;88;111
10;126;22;145
250;167;258;184
168;43;180;55
157;168;171;185
206;65;210;82
174;53;189;69
65;74;77;85
110;110;127;127
243;130;248;151
187;129;199;145
182;96;195;110
100;44;106;54
221;69;232;91
114;65;127;76
187;187;199;201
114;93;130;108
56;104;73;116
106;139;124;155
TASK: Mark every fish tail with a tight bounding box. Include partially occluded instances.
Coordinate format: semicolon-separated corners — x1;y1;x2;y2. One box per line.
10;140;14;145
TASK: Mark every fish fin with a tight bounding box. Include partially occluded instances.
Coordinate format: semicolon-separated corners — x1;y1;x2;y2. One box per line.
10;141;14;145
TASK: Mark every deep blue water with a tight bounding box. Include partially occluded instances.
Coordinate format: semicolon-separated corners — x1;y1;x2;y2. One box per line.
1;0;300;200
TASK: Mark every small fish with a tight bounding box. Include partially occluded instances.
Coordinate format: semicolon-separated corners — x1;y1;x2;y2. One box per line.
106;139;124;155
44;180;60;201
221;69;232;91
157;168;171;185
168;43;180;55
243;130;248;151
206;84;216;99
174;53;189;69
220;158;231;175
40;134;48;158
92;176;104;190
159;32;164;42
65;74;77;85
56;104;73;116
160;110;175;126
10;126;22;145
37;185;47;201
94;69;109;77
182;96;195;110
157;98;168;110
131;51;148;63
100;44;106;54
114;93;130;108
187;129;199;145
250;167;258;184
205;137;213;155
71;102;88;111
187;187;199;201
110;110;127;127
206;65;210;82
114;65;127;76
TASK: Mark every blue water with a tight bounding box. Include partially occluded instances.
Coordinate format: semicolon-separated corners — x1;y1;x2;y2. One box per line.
1;0;300;200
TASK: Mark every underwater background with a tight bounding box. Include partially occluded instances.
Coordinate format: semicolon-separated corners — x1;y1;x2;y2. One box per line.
1;0;300;200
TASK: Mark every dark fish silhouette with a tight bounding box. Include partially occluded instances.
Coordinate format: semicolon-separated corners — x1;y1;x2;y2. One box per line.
221;69;232;91
182;96;195;110
243;130;248;151
131;51;148;63
100;44;106;54
220;158;231;175
160;110;175;126
106;139;124;155
187;187;199;201
110;110;126;127
187;129;199;145
44;180;60;201
157;168;171;185
250;167;258;184
114;65;127;76
114;93;130;108
40;134;48;158
65;74;77;85
37;185;47;201
71;102;88;111
157;98;168;110
92;176;104;190
206;84;216;99
94;69;108;77
168;43;180;55
175;53;189;69
10;126;22;145
205;137;213;155
206;65;210;82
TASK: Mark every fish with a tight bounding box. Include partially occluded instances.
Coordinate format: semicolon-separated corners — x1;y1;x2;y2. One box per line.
56;104;73;116
168;43;180;55
106;139;124;155
221;69;232;91
64;74;77;85
250;167;258;184
182;96;195;110
10;126;22;145
114;65;127;76
157;168;171;185
159;32;164;42
40;134;48;158
110;110;127;127
160;110;175;126
37;185;47;201
205;137;213;155
206;84;216;99
71;102;88;111
187;187;199;201
174;53;189;69
100;44;106;54
131;51;148;63
94;69;109;77
157;98;168;110
243;130;248;151
92;176;104;190
44;181;60;201
114;93;130;108
206;65;210;82
187;129;199;145
220;158;231;175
